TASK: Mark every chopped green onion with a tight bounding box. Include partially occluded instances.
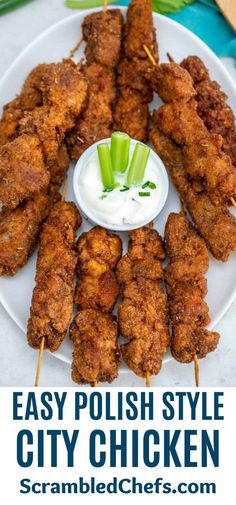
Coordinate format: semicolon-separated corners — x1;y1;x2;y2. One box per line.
111;132;130;174
127;143;150;187
139;192;151;197
99;195;108;200
103;187;113;193
97;144;114;190
120;186;130;192
103;182;121;193
142;180;157;190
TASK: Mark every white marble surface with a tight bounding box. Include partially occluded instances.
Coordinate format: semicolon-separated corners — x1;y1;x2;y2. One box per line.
0;0;236;387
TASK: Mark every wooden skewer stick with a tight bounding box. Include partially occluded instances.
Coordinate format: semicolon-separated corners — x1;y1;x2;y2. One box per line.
103;0;108;14
167;52;174;63
146;371;151;388
231;197;236;208
143;44;157;66
144;43;203;389
34;337;45;387
194;354;199;387
34;178;68;387
69;37;83;59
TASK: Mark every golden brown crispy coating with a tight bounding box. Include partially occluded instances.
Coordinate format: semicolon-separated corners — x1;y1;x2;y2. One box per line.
0;193;49;277
146;63;195;103
113;0;157;142
181;55;209;83
164;212;220;363
82;9;123;68
0;142;69;276
117;58;153;102
128;226;166;260
181;56;236;166
0;64;47;146
155;99;236;205
75;226;122;312
20;62;88;163
27;201;81;351
149;121;236;261
67;63;115;160
70;309;120;385
119;278;169;377
0;134;49;209
117;227;170;378
123;0;158;60
113;87;149;142
183;140;236;205
156;99;206;145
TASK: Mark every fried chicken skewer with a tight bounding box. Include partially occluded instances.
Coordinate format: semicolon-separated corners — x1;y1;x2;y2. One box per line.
113;0;158;142
147;62;236;206
149;121;236;261
0;61;87;209
144;49;236;260
116;227;170;384
27;200;81;385
0;142;69;276
0;61;87;276
164;212;220;385
67;8;123;160
181;55;236;167
70;227;122;386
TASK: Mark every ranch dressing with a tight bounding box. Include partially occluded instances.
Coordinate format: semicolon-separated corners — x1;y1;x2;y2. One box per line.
78;145;164;227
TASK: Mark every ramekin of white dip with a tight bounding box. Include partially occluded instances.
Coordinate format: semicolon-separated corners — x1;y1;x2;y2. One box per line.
73;137;169;231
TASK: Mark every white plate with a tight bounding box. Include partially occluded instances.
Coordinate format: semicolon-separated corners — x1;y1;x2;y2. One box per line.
0;8;236;367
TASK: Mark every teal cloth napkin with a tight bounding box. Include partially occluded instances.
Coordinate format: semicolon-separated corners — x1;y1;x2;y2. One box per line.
118;0;236;59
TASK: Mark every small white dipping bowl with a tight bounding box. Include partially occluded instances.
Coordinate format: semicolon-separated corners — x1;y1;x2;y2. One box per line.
73;138;169;232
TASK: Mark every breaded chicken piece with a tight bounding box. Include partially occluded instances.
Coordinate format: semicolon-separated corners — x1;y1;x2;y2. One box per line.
155;99;206;145
117;227;165;286
120;278;169;377
0;64;47;146
20;62;88;162
164;212;220;363
117;227;170;378
0;142;69;276
113;87;149;142
149;120;236;261
70;309;119;385
27;201;81;351
74;226;122;312
82;9;123;68
155;101;236;205
181;55;236;166
117;58;153;102
146;62;195;103
67;63;115;160
123;0;158;60
113;0;156;142
0;192;49;276
0;134;49;209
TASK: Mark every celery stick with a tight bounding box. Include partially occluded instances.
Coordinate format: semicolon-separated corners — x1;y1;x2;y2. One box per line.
97;144;115;189
127;143;150;186
111;132;130;174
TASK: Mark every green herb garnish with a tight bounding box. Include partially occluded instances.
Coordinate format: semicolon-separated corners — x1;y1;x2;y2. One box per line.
103;182;121;193
99;194;108;200
139;192;151;197
142;181;157;190
120;186;130;192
